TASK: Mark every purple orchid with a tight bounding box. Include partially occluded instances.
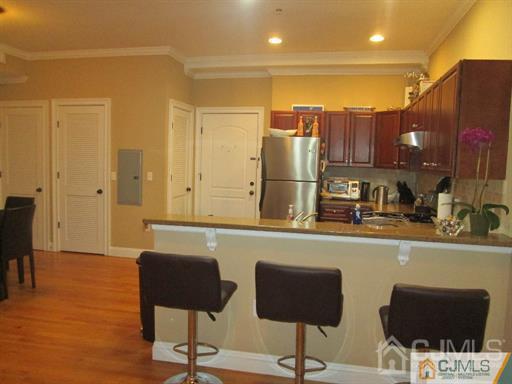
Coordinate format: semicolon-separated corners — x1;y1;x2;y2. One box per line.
459;127;495;150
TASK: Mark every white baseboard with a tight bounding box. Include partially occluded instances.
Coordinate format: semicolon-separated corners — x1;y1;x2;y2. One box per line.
108;246;152;259
153;341;408;384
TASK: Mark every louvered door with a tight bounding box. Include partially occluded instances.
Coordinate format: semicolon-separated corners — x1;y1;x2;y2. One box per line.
57;105;106;254
169;104;193;215
0;104;47;249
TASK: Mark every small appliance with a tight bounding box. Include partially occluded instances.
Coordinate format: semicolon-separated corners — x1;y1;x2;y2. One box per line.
373;185;389;205
360;181;370;202
322;178;360;200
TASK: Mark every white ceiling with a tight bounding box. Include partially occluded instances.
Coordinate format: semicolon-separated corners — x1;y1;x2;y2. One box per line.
0;0;476;77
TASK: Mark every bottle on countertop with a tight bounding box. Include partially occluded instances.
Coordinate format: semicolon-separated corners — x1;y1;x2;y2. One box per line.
352;204;363;225
287;205;295;221
297;116;304;136
312;116;319;137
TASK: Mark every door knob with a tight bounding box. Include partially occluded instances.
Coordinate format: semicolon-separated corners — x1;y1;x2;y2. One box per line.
97;189;103;194
186;187;192;192
249;191;255;196
250;181;254;186
36;187;42;192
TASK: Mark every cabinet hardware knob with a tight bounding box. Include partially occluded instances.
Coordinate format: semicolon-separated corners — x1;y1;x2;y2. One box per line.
249;191;254;196
186;187;192;192
36;187;42;192
97;189;103;194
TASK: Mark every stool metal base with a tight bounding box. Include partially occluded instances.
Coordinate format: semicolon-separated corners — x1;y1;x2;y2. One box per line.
164;372;223;384
277;354;327;373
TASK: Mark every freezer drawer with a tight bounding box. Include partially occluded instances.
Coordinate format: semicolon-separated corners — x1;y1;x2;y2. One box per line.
260;180;319;219
262;137;320;181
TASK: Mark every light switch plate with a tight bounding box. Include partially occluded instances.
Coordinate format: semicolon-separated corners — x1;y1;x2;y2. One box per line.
111;171;117;181
147;171;153;181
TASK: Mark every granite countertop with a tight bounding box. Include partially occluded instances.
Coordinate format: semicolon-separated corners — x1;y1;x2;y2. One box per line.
143;214;512;248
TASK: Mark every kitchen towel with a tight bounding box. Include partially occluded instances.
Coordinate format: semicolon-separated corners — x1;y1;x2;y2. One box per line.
437;192;453;219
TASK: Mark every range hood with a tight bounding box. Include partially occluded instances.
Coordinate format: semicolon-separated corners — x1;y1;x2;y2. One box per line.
394;131;425;150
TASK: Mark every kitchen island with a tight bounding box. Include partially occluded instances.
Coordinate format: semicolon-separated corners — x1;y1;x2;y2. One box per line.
143;215;512;384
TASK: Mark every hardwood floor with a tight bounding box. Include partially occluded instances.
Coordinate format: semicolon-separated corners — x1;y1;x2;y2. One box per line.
0;251;318;384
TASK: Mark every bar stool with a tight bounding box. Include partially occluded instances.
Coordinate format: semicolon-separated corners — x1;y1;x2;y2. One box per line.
139;252;237;384
255;261;343;384
379;284;490;383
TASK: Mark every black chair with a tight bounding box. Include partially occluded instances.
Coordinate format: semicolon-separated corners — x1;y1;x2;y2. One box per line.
379;284;490;383
0;205;36;299
3;196;35;273
255;261;343;384
138;251;237;384
5;196;35;209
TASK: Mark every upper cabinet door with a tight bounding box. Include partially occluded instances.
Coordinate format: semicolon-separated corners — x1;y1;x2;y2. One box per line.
326;112;350;166
437;69;458;174
271;111;297;130
350;112;375;167
375;111;400;169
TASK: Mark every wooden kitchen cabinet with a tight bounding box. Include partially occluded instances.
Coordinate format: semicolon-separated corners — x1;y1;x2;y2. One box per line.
375;110;400;168
271;110;324;136
270;111;297;130
326;111;375;167
408;60;511;179
325;112;350;165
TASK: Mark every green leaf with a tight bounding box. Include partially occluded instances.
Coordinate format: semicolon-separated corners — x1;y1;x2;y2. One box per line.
483;210;501;231
452;202;476;211
482;204;510;215
457;208;473;220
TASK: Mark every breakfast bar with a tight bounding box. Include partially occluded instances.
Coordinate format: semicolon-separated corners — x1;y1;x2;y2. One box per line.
143;215;512;383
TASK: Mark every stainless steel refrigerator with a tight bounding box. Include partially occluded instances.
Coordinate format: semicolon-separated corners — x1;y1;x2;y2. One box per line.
259;136;320;219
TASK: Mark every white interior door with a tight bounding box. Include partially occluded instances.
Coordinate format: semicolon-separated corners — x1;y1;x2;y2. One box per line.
56;104;106;254
199;113;259;218
168;102;194;215
0;104;48;250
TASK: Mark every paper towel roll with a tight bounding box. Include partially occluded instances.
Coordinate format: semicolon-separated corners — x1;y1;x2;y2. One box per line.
437;193;453;219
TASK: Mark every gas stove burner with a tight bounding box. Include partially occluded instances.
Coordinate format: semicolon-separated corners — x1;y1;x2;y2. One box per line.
403;213;434;224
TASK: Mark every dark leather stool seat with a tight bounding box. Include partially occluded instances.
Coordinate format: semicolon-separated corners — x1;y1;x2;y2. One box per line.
255;261;343;384
379;283;490;384
139;252;237;384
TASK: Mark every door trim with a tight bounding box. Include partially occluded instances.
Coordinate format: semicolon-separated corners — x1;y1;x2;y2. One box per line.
51;98;111;254
0;100;50;250
194;107;264;218
167;99;195;215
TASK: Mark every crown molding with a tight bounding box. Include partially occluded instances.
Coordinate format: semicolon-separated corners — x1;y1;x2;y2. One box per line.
184;50;429;74
0;44;186;63
192;70;271;79
426;0;477;56
0;44;32;60
267;65;423;77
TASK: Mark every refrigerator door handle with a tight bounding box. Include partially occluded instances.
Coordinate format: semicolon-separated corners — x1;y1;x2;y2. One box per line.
259;180;266;213
260;146;266;181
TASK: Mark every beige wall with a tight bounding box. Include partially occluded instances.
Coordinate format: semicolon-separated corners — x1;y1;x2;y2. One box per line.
429;0;512;80
426;0;512;350
193;77;272;132
0;54;193;249
272;75;405;111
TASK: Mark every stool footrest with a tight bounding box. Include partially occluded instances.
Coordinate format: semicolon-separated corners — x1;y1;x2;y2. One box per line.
173;342;219;357
277;354;327;373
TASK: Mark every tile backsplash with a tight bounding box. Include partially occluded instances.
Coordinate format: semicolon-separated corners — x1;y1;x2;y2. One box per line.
417;173;510;234
323;167;417;203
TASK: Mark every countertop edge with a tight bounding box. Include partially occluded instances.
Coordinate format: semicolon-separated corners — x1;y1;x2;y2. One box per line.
143;217;512;248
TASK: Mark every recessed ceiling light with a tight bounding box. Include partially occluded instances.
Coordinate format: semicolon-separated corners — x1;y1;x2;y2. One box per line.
369;34;385;43
268;36;283;45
